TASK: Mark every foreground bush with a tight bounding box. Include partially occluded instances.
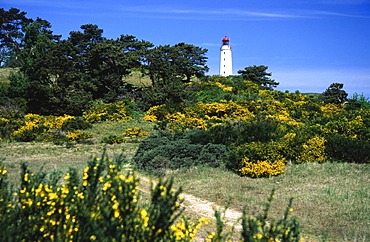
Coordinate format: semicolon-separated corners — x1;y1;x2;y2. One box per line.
0;152;301;241
0;153;192;241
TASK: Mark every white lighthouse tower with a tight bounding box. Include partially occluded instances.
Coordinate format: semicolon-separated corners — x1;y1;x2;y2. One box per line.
219;36;233;76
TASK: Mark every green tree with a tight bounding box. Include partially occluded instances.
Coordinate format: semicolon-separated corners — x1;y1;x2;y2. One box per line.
0;8;31;66
10;22;153;115
143;43;208;87
319;83;348;104
85;34;153;102
237;65;279;89
16;19;61;114
345;92;370;110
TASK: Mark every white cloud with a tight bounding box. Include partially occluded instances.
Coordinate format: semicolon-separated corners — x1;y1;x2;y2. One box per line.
121;5;370;20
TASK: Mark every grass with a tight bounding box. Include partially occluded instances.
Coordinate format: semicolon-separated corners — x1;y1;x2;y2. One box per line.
0;115;155;181
0;67;18;82
2;131;369;241
88;114;155;142
122;70;152;87
169;162;370;241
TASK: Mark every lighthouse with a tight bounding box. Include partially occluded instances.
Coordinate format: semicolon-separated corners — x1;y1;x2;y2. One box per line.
219;36;233;76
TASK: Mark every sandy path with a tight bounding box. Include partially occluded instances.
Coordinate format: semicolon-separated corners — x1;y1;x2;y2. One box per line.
138;175;243;230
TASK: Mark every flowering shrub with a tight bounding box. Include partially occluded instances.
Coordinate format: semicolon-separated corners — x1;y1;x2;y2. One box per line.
0;155;302;241
11;121;49;142
321;103;345;116
144;101;255;131
83;101;131;123
239;158;286;178
101;135;126;144
0;154;194;241
24;113;75;129
100;127;150;144
123;127;149;138
0;116;23;140
9;113;94;143
230;141;286;178
143;104;169;122
297;136;326;163
66;130;93;142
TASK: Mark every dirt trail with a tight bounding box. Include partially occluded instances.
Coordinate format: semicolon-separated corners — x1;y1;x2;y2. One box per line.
181;192;243;230
138;175;243;230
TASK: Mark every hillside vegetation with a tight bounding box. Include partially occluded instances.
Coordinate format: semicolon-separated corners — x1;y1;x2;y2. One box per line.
1;67;370;241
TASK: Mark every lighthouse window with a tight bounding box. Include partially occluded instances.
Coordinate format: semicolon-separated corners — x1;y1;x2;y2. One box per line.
224;58;225;61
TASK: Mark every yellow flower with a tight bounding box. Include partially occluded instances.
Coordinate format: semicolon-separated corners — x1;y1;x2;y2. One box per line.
254;233;263;239
48;193;58;200
102;182;111;191
64;173;70;180
114;209;120;218
112;202;119;210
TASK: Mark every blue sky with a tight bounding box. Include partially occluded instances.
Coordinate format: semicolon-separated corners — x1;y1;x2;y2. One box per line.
3;0;370;97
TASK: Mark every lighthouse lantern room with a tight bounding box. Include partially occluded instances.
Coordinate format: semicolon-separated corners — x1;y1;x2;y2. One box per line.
219;36;232;76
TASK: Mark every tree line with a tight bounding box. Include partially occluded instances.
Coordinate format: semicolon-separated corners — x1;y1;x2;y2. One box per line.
0;8;213;115
1;7;358;117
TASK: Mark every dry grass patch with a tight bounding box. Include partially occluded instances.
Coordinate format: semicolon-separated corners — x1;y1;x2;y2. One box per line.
0;142;138;183
0;67;18;82
170;162;370;241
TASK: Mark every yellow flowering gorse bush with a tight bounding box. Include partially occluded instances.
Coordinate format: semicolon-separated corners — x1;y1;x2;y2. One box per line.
123;127;149;138
0;155;204;241
83;101;131;123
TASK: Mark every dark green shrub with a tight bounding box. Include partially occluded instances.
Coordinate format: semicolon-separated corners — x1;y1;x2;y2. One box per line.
132;131;227;174
185;128;211;145
0;118;22;140
136;81;196;111
326;135;370;163
224;120;281;145
41;129;68;144
187;120;281;146
198;143;228;167
61;116;92;131
101;135;126;144
0;98;25;140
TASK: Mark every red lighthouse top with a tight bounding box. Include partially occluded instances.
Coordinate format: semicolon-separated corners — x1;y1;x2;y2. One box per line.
222;36;230;46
